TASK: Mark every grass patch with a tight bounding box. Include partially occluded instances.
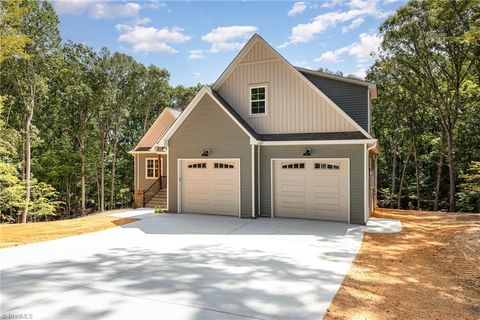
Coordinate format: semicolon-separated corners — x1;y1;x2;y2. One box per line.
0;210;139;248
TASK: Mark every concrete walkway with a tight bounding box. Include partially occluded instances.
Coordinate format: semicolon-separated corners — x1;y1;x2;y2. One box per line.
1;210;366;320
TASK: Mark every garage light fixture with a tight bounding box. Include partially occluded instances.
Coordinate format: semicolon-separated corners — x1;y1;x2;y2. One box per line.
303;148;312;156
201;149;211;157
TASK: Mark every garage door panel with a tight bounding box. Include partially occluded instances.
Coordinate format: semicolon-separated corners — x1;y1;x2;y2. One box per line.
274;159;349;222
181;160;239;216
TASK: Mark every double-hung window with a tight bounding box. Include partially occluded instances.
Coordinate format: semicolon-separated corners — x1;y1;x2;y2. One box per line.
146;158;159;179
250;86;266;115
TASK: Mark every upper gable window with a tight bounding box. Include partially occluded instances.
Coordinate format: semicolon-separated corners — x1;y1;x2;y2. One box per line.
250;86;267;115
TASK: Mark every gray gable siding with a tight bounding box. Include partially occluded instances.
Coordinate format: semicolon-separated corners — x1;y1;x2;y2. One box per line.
300;71;369;131
168;94;253;218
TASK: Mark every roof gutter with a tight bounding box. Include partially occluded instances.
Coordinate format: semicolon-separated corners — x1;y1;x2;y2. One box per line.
257;139;376;146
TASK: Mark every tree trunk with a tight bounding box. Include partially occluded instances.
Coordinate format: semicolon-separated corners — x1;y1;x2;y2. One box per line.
433;133;445;211
100;137;105;212
390;142;397;208
80;138;86;215
397;142;414;209
110;135;117;210
446;128;456;212
413;135;421;210
21;71;35;224
21;107;32;223
65;176;71;218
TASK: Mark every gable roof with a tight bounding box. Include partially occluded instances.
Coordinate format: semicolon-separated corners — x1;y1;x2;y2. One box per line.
212;33;373;139
157;86;260;147
155;85;371;148
132;107;181;152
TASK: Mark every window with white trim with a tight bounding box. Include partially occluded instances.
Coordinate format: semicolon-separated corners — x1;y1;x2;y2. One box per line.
146;158;159;178
250;86;266;115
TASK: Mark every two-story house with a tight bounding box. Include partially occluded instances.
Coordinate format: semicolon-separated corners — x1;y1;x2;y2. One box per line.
130;34;378;225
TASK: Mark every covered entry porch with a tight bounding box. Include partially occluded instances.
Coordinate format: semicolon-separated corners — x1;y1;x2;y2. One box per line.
133;150;167;208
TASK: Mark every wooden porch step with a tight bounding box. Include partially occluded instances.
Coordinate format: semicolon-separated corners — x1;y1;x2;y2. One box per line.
146;189;167;208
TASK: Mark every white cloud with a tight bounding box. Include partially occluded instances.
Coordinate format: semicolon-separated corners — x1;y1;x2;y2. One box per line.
202;26;258;53
89;2;140;19
188;50;205;59
348;32;383;62
147;0;166;9
280;0;388;47
342;17;364;33
130;17;151;25
53;1;141;19
116;25;191;54
193;72;202;78
288;2;309;17
53;0;91;15
315;32;382;78
321;0;344;8
315;51;341;63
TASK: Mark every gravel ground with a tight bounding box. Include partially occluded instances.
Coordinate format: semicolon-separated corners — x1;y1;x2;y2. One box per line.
325;208;480;320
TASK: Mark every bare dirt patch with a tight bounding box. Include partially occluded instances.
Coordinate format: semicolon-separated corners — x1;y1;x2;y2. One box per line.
0;210;139;248
325;208;480;320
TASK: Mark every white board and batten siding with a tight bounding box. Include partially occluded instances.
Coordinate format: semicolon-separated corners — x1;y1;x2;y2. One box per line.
217;41;357;135
272;159;350;222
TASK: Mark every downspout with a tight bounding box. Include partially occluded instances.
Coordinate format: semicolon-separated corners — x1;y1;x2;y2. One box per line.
365;140;378;223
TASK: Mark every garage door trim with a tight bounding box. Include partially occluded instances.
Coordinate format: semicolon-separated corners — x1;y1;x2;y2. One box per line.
177;158;241;217
270;158;350;223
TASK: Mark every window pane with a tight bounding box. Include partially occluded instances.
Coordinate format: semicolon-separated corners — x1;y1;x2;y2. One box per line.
147;168;153;177
258;93;265;100
251;88;258;95
258;87;265;94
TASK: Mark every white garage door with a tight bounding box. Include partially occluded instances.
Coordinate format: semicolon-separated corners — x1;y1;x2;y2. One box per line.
180;160;240;216
273;159;349;221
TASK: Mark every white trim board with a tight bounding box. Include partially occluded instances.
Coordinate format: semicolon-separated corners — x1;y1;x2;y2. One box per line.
270;158;351;222
259;139;376;146
177;158;242;218
212;34;373;139
251;145;255;218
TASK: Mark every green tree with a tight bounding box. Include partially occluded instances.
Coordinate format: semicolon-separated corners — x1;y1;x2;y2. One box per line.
2;0;61;222
0;0;31;63
379;0;478;211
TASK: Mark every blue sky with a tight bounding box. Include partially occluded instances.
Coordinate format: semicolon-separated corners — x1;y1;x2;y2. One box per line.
53;0;405;86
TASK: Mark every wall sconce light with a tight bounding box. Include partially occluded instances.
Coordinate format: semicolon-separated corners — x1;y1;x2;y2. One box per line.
201;149;211;157
303;148;312;156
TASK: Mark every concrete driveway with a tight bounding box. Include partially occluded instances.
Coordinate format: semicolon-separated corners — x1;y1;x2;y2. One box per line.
1;210;365;320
